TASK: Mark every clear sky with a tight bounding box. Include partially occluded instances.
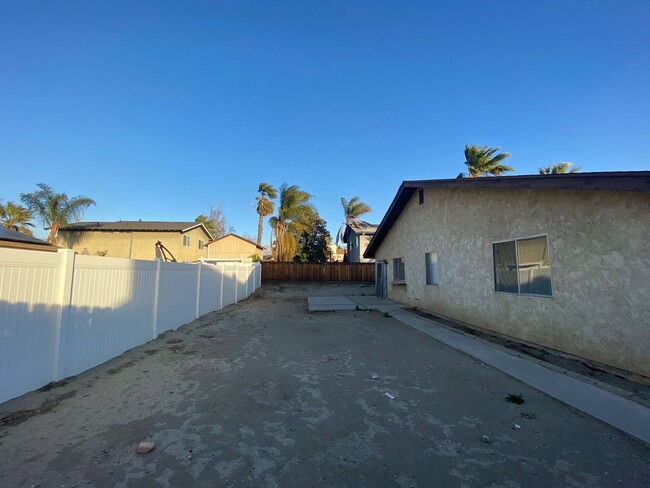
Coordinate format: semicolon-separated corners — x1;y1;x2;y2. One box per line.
2;1;649;241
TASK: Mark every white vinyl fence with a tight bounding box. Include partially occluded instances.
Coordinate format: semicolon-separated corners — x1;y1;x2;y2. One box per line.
0;248;261;404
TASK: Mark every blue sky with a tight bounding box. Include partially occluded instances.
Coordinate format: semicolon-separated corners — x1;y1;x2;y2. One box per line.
2;1;649;241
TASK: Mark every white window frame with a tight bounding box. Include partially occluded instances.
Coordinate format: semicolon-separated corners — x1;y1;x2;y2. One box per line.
198;239;205;250
392;257;406;283
492;234;553;298
425;252;439;286
183;235;191;247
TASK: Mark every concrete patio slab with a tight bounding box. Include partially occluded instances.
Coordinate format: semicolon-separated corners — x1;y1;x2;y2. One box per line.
307;296;363;311
348;295;406;313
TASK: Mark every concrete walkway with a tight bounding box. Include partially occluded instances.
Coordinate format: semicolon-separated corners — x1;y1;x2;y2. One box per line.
309;295;650;445
307;295;406;313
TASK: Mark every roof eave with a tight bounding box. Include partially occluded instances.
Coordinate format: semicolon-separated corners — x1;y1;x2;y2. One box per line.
364;171;650;259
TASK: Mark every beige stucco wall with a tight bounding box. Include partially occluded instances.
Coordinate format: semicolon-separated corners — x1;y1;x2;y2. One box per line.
58;227;210;262
374;187;650;377
207;235;262;259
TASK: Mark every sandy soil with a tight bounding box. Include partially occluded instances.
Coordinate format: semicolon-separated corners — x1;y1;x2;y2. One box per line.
0;283;648;487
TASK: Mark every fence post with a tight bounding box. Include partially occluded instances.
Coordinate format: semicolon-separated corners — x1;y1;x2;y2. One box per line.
53;249;75;381
245;264;249;297
195;262;202;318
234;265;239;303
152;258;161;339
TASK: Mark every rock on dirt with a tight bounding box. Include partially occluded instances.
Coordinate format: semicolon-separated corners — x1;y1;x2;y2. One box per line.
137;441;155;454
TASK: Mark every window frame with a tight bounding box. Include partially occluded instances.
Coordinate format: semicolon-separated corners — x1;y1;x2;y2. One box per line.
198;239;205;250
183;235;191;247
492;233;553;298
425;252;439;286
392;257;406;283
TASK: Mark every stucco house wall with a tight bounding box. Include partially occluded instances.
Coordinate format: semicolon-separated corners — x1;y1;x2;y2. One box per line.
374;187;650;377
207;234;263;260
59;226;210;262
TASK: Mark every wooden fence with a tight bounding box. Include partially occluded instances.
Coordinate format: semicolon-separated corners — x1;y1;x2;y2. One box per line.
262;262;375;283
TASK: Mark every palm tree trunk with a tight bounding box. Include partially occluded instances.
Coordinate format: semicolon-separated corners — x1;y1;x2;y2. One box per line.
257;214;264;247
275;223;286;261
48;223;59;244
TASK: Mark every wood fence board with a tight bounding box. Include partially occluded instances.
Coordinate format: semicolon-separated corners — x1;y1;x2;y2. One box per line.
261;262;375;283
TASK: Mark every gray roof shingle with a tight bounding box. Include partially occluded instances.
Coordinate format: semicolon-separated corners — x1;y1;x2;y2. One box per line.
59;221;206;233
0;227;51;245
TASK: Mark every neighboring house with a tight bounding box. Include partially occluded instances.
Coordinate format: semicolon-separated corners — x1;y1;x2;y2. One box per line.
326;243;346;262
364;171;650;378
0;227;56;252
342;221;378;263
207;233;264;261
58;221;213;262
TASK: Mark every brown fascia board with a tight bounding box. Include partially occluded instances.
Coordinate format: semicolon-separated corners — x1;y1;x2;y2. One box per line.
0;241;57;252
363;171;650;259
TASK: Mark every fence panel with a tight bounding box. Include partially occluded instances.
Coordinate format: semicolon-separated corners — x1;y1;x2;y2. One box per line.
236;266;247;301
0;249;61;403
261;262;375;283
199;263;222;316
247;266;256;298
221;265;238;306
0;249;261;404
156;262;199;335
63;256;157;377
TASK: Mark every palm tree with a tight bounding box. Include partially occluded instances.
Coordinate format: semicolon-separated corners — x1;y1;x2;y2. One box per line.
269;184;316;261
0;201;35;236
337;196;372;244
539;162;581;174
20;183;96;244
256;182;277;247
462;144;514;178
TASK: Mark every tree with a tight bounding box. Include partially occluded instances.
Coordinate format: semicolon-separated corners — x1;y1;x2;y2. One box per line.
0;201;35;236
195;203;233;239
255;182;277;247
294;219;330;263
337;196;372;244
20;183;95;244
268;184;317;261
462;144;514;178
539;162;581;174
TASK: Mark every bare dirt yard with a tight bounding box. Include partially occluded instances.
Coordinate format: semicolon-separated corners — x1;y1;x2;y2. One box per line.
0;284;648;487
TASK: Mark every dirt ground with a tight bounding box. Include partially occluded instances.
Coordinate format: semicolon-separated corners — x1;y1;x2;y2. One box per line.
0;284;648;487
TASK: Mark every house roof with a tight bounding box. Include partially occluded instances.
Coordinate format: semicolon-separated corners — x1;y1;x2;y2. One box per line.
59;221;212;237
342;221;379;243
364;171;650;259
0;227;56;251
208;233;264;250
